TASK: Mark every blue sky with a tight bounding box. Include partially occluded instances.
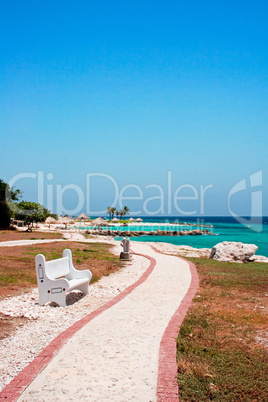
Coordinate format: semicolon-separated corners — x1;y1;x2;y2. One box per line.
0;0;267;216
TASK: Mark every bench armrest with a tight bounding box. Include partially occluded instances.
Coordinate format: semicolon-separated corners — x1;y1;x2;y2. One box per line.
63;249;92;281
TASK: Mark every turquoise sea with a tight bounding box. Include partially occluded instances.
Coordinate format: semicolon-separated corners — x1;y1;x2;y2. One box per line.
76;216;268;257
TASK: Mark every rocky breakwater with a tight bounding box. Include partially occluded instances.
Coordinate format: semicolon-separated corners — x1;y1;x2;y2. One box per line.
85;228;216;237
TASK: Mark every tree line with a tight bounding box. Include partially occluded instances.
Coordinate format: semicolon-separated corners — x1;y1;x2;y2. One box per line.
0;178;57;230
0;178;132;229
106;206;130;219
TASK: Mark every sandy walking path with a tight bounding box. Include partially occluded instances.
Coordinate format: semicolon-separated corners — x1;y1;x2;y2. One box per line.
14;242;192;402
0;239;66;247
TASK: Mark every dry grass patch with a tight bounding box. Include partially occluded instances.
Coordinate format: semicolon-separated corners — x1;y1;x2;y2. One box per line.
0;230;63;242
0;241;125;300
177;258;268;401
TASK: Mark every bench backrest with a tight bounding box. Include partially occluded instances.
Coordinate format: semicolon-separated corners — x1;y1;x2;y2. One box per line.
45;256;70;279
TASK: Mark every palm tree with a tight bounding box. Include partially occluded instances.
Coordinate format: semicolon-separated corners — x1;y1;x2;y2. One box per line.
110;207;116;218
106;207;117;219
118;206;130;220
122;206;130;218
106;207;112;218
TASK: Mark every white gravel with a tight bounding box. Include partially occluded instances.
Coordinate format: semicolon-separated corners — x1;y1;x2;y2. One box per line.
149;241;211;257
0;239;66;247
0;252;149;392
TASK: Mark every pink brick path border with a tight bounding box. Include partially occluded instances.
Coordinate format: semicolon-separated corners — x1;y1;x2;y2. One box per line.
0;247;198;402
151;246;199;402
0;252;156;402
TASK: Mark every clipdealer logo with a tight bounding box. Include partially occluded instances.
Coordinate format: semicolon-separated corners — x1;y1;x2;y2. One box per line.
6;170;264;232
228;170;263;232
7;171;213;217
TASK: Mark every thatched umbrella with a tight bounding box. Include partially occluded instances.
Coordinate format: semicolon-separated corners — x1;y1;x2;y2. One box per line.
91;217;107;226
129;217;135;222
61;217;75;228
136;218;143;222
77;213;90;221
45;216;57;229
45;216;57;224
112;217;119;223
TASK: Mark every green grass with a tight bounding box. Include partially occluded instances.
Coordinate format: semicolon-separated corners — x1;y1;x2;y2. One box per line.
90;275;100;284
74;243;120;262
23;243;119;264
177;257;268;401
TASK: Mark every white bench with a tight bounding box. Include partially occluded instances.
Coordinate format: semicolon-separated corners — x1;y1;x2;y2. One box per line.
35;248;92;307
